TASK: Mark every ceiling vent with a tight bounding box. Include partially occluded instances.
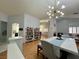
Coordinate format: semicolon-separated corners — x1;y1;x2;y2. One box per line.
73;13;79;14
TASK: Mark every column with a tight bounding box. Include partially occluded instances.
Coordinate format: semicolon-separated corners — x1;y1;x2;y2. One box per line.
48;18;57;37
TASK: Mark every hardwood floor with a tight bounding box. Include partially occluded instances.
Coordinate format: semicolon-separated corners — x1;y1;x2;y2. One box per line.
0;40;43;59
23;35;48;59
23;40;43;59
0;51;7;59
1;36;79;59
0;35;48;59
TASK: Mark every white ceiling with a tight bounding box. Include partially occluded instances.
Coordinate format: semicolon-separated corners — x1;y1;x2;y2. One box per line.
0;0;79;19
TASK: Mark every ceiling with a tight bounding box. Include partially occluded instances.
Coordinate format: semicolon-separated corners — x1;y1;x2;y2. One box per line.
0;0;79;19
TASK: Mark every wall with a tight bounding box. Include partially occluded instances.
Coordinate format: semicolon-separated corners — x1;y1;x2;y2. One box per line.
0;12;8;22
7;14;40;43
7;15;24;38
24;14;40;42
24;14;40;28
56;18;79;34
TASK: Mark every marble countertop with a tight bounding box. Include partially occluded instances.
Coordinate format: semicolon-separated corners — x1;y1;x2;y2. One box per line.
43;37;78;55
7;36;25;59
9;36;23;41
7;42;25;59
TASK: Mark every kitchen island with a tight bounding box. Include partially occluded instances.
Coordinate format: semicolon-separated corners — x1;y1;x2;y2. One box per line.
7;36;25;59
42;37;78;58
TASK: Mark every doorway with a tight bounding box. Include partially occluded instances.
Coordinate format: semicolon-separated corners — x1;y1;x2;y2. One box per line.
12;23;19;37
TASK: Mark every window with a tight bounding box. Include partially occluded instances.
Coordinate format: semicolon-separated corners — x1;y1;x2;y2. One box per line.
77;27;79;34
69;27;73;33
69;27;79;34
73;27;76;34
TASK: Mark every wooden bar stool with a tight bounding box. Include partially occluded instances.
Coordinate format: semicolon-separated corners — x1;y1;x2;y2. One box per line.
37;43;43;55
37;43;48;59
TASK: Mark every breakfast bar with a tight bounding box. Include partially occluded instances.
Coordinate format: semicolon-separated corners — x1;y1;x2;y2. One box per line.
42;37;79;59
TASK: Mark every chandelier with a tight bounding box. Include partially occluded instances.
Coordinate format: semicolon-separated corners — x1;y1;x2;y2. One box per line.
47;0;66;19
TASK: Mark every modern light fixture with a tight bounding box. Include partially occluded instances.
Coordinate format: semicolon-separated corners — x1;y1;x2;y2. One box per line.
47;0;66;19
